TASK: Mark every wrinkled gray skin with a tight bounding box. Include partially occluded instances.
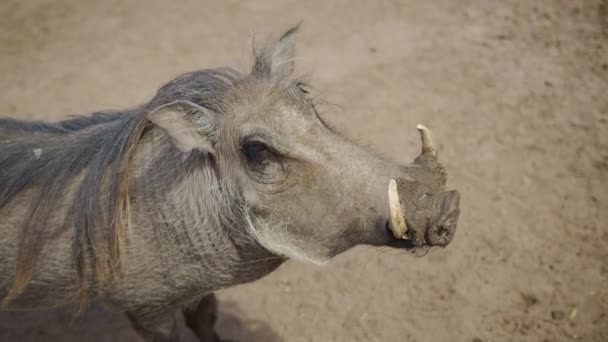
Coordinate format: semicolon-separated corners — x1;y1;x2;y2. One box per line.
0;29;460;342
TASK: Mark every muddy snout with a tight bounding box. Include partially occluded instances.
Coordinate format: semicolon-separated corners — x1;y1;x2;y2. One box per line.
387;183;461;248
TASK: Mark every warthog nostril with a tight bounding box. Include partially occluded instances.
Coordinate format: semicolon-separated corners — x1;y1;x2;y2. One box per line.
425;223;455;247
436;226;450;239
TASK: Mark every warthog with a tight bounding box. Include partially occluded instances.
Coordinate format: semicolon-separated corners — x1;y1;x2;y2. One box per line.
0;27;461;341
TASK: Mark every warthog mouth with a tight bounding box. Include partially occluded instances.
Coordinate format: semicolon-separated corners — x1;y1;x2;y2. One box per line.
384;221;418;250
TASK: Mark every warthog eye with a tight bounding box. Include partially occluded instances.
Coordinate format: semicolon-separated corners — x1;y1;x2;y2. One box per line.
241;138;286;183
242;141;273;168
295;81;310;94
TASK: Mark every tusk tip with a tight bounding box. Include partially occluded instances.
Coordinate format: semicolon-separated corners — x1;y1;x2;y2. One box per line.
416;124;437;157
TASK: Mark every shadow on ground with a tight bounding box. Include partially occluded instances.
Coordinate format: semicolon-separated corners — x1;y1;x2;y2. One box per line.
0;302;282;342
216;301;283;342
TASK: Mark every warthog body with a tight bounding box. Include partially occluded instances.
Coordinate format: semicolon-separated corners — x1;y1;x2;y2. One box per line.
0;28;460;341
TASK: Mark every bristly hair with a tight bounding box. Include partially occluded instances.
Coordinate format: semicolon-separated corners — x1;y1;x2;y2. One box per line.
0;68;240;311
0;111;125;134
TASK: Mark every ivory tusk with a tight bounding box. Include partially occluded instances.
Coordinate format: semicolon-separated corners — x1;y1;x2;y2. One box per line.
416;124;437;158
388;179;407;239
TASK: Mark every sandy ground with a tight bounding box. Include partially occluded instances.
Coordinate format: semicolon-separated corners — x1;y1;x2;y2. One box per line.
0;0;607;341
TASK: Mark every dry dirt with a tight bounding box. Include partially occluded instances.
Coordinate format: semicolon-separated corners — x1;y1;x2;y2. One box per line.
0;0;607;341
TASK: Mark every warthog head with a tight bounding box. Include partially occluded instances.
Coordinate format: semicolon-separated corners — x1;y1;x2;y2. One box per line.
142;27;461;265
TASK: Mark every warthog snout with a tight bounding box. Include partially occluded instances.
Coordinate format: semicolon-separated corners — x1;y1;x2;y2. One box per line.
385;125;461;249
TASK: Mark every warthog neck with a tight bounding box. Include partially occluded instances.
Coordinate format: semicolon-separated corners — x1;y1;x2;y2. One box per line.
99;137;285;308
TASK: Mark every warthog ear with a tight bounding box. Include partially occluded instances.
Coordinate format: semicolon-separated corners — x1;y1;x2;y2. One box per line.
251;26;298;83
147;100;216;154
